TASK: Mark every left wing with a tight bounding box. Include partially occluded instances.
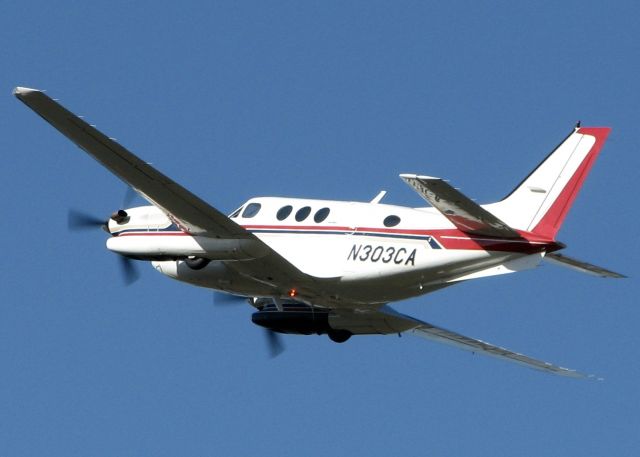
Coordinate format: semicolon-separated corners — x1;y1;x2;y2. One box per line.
400;174;522;239
345;306;591;378
14;86;324;296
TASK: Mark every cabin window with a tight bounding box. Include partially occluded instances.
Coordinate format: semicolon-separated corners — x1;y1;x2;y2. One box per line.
242;203;262;218
277;205;293;221
383;215;401;227
314;207;330;223
295;206;311;222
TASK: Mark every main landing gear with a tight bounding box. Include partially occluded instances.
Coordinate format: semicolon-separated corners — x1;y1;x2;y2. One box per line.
185;257;210;270
328;330;352;343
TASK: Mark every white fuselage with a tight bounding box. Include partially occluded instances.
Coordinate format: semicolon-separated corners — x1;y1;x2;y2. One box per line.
106;197;546;307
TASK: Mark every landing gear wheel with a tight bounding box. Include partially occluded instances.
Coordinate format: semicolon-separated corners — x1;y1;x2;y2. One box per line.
328;330;352;343
185;257;210;270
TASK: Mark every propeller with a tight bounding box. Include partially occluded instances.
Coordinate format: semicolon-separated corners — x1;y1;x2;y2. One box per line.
68;209;106;231
264;329;285;358
67;208;140;286
212;292;286;358
119;256;140;286
122;186;139;208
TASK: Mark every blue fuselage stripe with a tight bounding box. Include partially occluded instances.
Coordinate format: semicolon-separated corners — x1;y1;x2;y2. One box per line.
247;228;442;247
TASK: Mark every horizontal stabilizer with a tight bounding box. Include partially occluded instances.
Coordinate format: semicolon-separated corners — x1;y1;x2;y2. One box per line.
545;253;626;278
400;174;522;238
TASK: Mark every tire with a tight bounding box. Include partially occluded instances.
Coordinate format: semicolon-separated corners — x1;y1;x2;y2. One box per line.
328;330;352;343
185;257;210;270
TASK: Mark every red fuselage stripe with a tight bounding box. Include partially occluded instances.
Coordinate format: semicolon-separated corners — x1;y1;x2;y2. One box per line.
115;225;561;254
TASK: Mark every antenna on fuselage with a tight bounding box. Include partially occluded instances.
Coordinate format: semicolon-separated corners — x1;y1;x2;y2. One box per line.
370;190;387;204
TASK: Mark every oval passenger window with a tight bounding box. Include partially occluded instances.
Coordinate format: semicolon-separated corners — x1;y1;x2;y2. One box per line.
277;205;293;221
295;206;311;222
314;207;330;223
242;203;262;218
383;215;401;227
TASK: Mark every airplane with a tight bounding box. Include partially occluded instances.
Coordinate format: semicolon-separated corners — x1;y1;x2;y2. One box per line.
14;86;624;378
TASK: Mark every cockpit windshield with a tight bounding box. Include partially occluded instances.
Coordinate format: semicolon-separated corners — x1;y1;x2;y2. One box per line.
242;202;262;218
228;206;243;218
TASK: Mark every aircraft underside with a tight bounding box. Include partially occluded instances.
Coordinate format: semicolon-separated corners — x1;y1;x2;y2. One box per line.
151;245;529;307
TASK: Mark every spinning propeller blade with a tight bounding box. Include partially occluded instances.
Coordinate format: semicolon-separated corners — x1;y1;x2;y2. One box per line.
68;209;106;231
118;256;140;286
67;208;140;286
264;329;285;358
122;186;138;208
212;292;286;358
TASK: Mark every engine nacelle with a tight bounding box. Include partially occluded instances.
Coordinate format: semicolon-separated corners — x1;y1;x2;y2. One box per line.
252;304;331;335
251;304;352;342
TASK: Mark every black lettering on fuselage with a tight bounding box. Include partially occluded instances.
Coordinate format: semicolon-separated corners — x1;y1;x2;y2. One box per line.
382;247;395;263
348;244;417;267
359;245;372;261
405;249;416;266
394;248;407;264
348;244;362;260
371;246;384;262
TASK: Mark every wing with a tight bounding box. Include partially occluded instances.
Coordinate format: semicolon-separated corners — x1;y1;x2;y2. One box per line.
545;253;626;278
377;306;590;378
400;174;522;239
14;87;244;237
14;87;321;294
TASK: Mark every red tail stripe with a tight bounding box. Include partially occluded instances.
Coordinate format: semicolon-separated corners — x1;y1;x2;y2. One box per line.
533;127;610;239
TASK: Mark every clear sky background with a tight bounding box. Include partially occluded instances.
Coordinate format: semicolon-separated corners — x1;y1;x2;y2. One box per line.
1;1;638;456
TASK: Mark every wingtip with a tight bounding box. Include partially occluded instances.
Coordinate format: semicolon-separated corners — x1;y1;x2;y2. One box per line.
13;86;41;97
564;369;602;380
399;173;441;180
588;374;605;382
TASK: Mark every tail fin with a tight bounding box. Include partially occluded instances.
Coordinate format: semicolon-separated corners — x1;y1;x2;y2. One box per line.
487;125;610;239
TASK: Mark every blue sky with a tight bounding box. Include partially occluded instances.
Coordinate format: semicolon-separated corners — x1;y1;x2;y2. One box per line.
2;1;639;456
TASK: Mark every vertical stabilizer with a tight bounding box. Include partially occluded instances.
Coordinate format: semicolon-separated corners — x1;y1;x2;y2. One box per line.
487;126;610;239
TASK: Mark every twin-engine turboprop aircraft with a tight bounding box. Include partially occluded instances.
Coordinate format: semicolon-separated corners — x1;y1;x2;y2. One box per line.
14;86;624;378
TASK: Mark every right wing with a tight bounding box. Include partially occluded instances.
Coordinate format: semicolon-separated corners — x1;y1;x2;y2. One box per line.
14;87;244;238
14;87;324;296
376;306;591;378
